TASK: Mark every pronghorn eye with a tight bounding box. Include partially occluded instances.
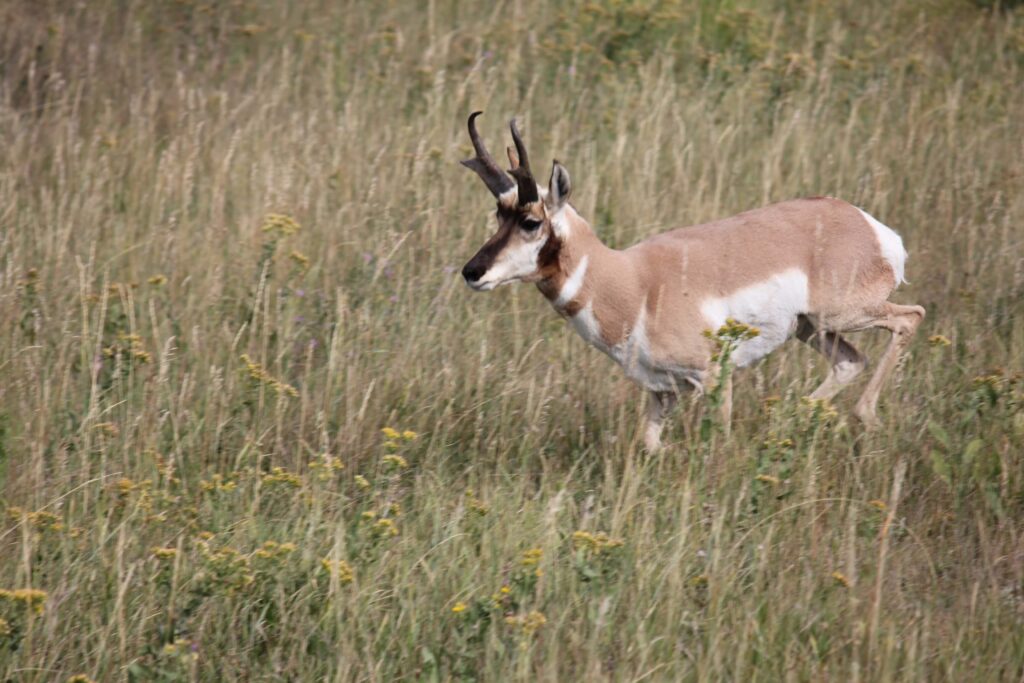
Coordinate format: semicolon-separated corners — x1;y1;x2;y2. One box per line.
521;218;542;231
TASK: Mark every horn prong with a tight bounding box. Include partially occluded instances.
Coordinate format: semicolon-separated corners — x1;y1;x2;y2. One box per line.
508;118;537;205
509;118;531;173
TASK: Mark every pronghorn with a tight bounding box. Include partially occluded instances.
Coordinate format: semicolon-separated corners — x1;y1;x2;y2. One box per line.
459;112;925;450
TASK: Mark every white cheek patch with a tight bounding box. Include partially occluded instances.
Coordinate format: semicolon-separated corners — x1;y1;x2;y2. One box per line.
699;268;810;368
476;237;546;288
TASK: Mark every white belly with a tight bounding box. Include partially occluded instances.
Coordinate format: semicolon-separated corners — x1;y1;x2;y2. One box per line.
698;268;809;368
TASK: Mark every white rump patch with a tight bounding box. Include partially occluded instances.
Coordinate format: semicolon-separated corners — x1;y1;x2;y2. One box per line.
555;255;588;308
700;268;810;368
857;208;907;287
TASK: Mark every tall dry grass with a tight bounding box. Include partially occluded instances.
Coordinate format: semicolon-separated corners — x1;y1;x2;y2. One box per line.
1;0;1023;680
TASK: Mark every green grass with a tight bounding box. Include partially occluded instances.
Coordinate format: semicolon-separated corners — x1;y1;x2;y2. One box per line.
1;0;1023;680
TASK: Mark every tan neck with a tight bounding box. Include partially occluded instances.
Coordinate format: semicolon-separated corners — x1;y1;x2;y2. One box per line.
536;207;628;318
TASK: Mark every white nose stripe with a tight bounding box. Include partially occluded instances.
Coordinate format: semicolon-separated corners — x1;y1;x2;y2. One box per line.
555;255;588;308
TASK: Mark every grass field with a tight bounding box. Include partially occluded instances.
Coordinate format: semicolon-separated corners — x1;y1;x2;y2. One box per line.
1;0;1023;680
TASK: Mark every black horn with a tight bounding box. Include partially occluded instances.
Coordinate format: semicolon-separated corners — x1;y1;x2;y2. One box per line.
508;118;538;205
460;112;515;198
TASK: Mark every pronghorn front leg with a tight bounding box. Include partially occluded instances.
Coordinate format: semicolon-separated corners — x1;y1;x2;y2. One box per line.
643;391;679;452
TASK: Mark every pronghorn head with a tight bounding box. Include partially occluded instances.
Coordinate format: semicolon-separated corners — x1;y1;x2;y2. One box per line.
460;112;572;291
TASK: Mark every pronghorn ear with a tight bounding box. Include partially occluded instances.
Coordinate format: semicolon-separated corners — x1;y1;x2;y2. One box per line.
546;161;571;209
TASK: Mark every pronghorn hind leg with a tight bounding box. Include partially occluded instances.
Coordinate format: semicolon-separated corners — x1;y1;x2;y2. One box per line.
796;315;868;401
853;303;926;428
643;390;679;452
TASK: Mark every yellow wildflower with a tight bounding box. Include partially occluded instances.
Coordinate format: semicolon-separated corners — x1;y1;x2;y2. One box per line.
310;455;345;480
289;250;310;268
382;454;408;470
466;488;490;516
8;509;63;533
261;467;302;488
380;427;401;440
0;617;10;637
261;213;300;236
162;638;192;655
200;474;237;492
571;531;624;554
799;396;839;421
196;542;255;593
928;334;952;348
869;499;887;512
0;588;47;614
831;571;852;588
239;23;267;37
147;274;167;286
973;373;1004;391
402;430;418;440
505;610;547;635
702;318;761;361
451;601;467;614
354;475;370;490
254;541;296;560
373;518;399;537
521;548;543;567
151;547;178;560
239;354;298;398
755;474;780;486
320;558;355;584
93;422;120;437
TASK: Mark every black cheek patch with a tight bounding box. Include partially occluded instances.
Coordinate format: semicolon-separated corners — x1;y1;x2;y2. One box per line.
465;227;513;276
